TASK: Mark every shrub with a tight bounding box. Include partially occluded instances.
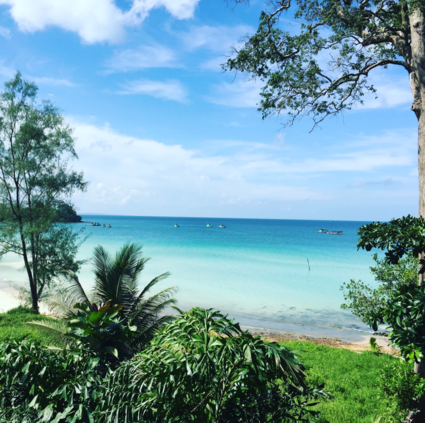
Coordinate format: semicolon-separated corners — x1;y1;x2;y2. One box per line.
97;308;328;422
0;340;104;423
377;359;425;422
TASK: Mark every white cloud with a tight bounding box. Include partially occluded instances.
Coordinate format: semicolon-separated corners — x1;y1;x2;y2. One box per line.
180;25;253;52
0;0;201;44
70;119;325;215
206;79;263;108
178;24;254;72
0;61;75;87
118;78;188;102
67;119;417;219
0;25;11;38
105;44;179;73
360;81;412;109
32;76;75;87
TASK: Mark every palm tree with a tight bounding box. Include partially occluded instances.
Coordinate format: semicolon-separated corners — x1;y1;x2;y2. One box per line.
46;243;177;350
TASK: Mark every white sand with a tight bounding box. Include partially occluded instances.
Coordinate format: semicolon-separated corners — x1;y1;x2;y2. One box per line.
0;282;20;313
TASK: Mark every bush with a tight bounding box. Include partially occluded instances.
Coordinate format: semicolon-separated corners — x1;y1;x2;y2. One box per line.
377;359;425;422
0;340;104;423
97;308;328;423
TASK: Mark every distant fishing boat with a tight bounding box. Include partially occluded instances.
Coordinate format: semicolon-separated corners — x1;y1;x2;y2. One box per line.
206;224;213;228
174;224;179;228
107;225;112;228
218;225;226;228
317;228;327;233
326;230;343;235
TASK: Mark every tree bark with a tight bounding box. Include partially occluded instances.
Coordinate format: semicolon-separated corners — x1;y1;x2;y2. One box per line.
406;8;425;423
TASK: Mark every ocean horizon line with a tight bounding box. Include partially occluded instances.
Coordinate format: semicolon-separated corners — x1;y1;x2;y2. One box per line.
79;213;380;223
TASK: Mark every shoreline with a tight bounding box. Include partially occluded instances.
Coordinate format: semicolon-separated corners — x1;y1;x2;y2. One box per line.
0;283;387;348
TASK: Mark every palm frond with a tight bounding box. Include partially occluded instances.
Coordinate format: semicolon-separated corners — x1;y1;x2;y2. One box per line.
44;296;78;320
134;272;171;303
27;319;71;349
128;286;177;325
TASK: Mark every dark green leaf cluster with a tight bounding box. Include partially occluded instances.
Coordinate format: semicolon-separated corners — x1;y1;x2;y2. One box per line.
384;284;425;360
357;215;425;269
97;308;328;423
0;340;105;423
65;301;137;362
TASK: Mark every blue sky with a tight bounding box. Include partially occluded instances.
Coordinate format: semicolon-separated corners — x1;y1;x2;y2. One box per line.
0;0;417;220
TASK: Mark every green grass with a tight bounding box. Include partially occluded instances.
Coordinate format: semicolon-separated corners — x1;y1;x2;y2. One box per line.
0;306;57;345
281;341;405;423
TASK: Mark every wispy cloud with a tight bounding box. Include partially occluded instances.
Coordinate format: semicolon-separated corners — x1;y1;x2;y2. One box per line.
205;79;262;108
105;44;180;73
177;24;254;72
118;78;188;102
0;25;11;38
32;76;76;87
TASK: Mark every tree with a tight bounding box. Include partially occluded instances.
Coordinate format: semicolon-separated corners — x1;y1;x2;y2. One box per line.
0;72;86;312
224;0;425;212
341;252;418;330
54;200;82;223
47;243;177;351
356;215;425;421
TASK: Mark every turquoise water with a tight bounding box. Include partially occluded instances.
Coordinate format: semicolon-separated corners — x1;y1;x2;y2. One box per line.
73;215;378;341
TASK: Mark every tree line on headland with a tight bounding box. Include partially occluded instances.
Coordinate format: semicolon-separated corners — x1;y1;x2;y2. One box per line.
2;0;425;418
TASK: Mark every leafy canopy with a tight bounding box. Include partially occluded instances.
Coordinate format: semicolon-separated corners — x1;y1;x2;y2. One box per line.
225;0;415;128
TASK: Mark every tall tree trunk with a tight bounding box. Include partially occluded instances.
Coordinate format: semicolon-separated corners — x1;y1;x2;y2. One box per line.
19;229;38;313
406;8;425;423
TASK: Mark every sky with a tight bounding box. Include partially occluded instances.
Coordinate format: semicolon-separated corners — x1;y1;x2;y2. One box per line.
0;0;418;221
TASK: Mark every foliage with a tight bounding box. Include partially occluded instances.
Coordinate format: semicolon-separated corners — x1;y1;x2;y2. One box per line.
0;72;87;312
368;337;381;354
341;252;418;330
382;283;425;361
377;359;425;422
0;340;104;423
357;215;425;270
282;340;408;423
356;217;425;361
47;243;176;351
224;0;415;128
54;200;82;223
97;308;327;423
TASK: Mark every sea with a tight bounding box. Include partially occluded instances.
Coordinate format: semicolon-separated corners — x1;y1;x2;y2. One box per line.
0;216;382;342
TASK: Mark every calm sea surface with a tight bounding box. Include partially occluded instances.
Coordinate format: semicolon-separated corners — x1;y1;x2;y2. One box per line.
0;216;382;341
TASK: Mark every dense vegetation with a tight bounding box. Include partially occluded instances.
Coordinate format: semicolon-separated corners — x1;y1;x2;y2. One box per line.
54;201;82;223
0;306;418;423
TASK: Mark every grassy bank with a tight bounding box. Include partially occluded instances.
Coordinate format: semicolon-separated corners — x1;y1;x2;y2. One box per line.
0;306;57;344
281;341;406;423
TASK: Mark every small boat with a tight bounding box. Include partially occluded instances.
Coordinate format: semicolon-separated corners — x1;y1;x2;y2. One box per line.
107;225;112;228
317;229;327;233
206;224;213;228
326;230;343;235
218;225;226;228
103;224;106;227
174;224;179;228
